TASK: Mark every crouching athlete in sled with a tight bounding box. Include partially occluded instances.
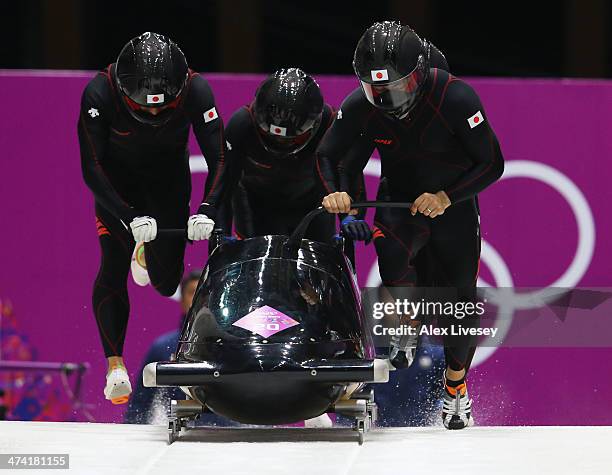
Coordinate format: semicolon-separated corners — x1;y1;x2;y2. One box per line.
318;22;504;429
78;32;227;404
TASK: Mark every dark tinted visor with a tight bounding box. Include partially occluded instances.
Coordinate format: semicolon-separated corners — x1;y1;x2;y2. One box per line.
360;68;425;111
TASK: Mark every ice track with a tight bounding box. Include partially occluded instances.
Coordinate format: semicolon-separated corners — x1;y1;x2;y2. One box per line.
1;421;610;475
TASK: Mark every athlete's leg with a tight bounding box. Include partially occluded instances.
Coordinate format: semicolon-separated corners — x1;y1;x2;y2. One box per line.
428;199;480;429
374;207;431;368
373;207;431;287
428;199;481;374
93;204;134;404
143;166;190;297
93;204;134;358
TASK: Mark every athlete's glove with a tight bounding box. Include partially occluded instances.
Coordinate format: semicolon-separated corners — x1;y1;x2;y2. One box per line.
341;216;372;243
187;214;215;241
129;216;157;243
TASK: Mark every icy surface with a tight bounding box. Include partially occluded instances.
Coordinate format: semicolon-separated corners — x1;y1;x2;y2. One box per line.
1;421;610;474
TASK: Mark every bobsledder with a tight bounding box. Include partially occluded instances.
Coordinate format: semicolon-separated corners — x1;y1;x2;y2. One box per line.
143;202;413;444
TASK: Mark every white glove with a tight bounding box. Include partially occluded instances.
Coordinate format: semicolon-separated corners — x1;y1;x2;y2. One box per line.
129;216;157;242
187;214;215;241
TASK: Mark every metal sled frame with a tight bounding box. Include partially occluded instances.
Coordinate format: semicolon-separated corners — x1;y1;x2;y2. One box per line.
164;387;379;445
144;358;389;445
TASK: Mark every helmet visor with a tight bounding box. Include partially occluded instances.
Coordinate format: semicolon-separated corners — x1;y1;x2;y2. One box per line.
259;127;315;155
359;67;426;111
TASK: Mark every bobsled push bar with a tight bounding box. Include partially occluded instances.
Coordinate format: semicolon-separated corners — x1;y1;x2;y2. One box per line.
153;201;414;241
143;358;389;388
284;201;414;255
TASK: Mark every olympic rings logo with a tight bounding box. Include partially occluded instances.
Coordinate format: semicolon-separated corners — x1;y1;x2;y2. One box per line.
189;156;596;367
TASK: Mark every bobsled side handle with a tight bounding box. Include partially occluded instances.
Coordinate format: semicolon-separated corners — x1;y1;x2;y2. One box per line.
156;229;187;238
285;201;414;255
143;362;158;387
155;228;225;243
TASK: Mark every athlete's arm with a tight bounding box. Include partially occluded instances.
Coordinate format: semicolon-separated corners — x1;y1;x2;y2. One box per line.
440;79;505;204
316;90;374;213
77;77;137;223
222;108;252;235
186;74;226;221
232;182;256;238
339;136;374;220
223;108;250;204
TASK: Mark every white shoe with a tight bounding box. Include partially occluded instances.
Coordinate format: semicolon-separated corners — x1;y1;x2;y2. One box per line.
131;242;150;286
104;366;132;405
442;379;474;430
304;413;333;428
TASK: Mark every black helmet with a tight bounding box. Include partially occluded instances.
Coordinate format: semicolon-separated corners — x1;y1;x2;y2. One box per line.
252;68;324;156
115;32;188;125
353;21;431;118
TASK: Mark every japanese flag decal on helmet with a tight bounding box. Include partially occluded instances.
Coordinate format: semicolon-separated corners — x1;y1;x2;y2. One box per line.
147;94;165;104
371;69;389;81
269;124;287;136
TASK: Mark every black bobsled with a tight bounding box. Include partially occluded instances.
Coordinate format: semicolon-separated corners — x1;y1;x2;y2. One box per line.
143;202;411;443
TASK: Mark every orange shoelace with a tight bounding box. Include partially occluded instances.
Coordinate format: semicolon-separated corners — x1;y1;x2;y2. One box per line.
445;382;467;397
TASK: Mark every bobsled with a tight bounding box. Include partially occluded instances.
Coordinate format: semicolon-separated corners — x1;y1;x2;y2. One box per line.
143;202;411;444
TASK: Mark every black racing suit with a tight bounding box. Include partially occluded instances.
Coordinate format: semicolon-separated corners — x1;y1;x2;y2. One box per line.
316;68;504;372
224;103;337;242
78;65;226;357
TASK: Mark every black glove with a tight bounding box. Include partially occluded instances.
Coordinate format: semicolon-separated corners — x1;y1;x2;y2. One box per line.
341;215;372;243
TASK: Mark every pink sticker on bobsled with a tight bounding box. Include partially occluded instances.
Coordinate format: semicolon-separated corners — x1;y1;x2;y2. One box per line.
232;305;299;337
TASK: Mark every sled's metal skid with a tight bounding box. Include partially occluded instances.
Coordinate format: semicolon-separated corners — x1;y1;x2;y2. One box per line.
332;396;377;445
166;393;378;445
167;399;204;445
168;417;179;444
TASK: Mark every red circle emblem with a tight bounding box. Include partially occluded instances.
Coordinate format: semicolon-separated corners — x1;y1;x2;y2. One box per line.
473;116;480;123
208;111;215;118
275;128;281;134
152;96;159;103
376;72;383;79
